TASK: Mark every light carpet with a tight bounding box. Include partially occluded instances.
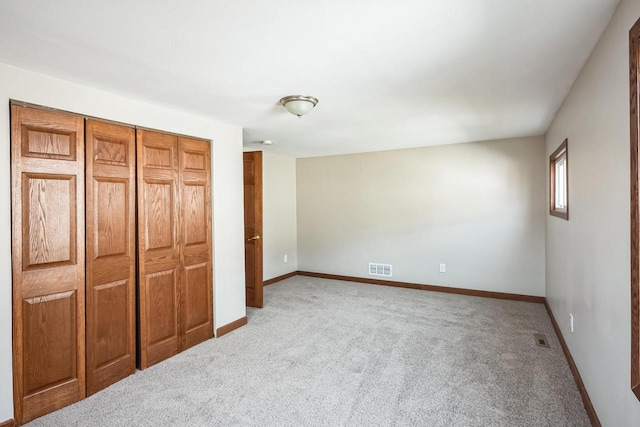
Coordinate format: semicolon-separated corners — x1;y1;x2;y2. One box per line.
26;276;591;426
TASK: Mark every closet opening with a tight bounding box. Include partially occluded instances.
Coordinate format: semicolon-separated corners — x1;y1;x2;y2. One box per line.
10;101;214;424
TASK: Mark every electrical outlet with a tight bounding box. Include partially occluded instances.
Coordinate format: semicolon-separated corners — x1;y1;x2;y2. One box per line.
284;254;288;263
570;313;574;333
439;264;446;273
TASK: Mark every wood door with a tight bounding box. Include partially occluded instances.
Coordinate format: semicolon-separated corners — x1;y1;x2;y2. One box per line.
178;137;213;350
11;105;86;424
137;129;180;369
243;151;263;308
85;120;136;395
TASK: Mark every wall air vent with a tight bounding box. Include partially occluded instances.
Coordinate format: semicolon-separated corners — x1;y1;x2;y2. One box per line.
369;263;392;277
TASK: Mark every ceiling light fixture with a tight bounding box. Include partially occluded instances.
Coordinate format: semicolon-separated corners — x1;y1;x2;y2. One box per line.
279;95;318;117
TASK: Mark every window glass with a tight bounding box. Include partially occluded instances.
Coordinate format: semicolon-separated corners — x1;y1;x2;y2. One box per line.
549;139;568;220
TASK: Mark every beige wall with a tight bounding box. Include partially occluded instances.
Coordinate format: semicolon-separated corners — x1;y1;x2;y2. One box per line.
545;0;640;425
263;151;298;279
296;136;546;296
0;62;247;422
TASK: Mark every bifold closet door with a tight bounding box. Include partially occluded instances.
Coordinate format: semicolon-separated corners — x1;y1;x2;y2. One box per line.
85;120;136;395
178;137;213;350
11;105;86;424
137;129;180;369
137;130;213;368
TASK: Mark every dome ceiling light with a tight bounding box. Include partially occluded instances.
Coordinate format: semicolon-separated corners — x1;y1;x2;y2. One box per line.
279;95;318;117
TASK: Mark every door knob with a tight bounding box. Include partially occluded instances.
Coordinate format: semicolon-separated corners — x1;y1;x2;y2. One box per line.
247;235;261;241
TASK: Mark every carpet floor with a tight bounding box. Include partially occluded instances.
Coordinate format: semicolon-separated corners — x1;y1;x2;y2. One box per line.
26;276;590;426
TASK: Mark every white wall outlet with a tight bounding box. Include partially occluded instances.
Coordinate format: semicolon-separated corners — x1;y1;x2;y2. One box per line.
439;263;446;273
570;313;574;333
284;254;288;263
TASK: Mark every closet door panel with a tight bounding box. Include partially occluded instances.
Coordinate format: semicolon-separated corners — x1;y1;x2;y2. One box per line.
178;137;213;350
23;291;77;394
22;173;76;268
11;105;85;424
137;130;180;368
85;120;136;396
184;262;210;334
144;180;175;250
145;269;178;347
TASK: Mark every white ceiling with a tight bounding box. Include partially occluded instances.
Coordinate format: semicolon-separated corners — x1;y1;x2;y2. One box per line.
0;0;619;157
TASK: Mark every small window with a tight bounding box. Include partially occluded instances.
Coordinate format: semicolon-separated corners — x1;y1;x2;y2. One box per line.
550;139;568;220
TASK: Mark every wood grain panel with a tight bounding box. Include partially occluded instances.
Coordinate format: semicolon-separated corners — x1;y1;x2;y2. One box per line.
22;174;75;268
137;129;180;368
11;105;85;424
85;119;136;396
143;267;179;369
243;151;263;308
245;240;255;291
22;291;77;396
22;380;81;424
147;270;179;344
143;145;172;169
93;137;127;166
183;184;206;246
21;265;79;299
93;280;129;367
144;181;174;250
22;127;76;160
178;137;213;350
138;132;212;365
184;263;209;331
94;179;128;258
183;150;206;171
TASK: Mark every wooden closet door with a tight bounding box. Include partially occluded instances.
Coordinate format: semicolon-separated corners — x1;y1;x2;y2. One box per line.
11;105;85;424
178;137;213;350
85;120;136;395
137;129;180;369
